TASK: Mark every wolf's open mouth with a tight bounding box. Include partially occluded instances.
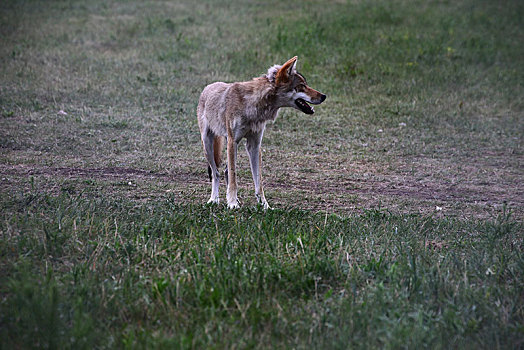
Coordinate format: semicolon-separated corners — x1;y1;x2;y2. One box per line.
295;98;314;114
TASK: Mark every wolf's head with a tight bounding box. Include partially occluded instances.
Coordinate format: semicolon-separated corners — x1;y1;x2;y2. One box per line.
267;56;326;114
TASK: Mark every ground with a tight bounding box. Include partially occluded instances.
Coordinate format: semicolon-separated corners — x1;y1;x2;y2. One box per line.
0;0;523;348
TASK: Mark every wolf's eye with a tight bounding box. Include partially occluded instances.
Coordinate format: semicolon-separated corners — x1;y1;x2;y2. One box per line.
295;84;305;92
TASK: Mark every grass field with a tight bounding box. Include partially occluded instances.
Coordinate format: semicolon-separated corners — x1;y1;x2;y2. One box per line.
1;0;523;348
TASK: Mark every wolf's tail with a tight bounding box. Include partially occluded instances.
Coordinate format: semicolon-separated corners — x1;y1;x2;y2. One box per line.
207;136;225;181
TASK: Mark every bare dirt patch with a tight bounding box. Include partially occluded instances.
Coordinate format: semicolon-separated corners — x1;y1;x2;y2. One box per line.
1;161;521;220
0;164;193;182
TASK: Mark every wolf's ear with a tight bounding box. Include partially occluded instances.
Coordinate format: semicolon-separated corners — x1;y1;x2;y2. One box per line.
276;56;298;85
286;56;298;74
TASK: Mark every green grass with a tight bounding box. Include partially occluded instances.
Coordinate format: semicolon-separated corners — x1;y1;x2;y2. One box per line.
1;0;523;348
1;192;522;348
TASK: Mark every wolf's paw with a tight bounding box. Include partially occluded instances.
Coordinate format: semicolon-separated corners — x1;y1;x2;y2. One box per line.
227;200;240;209
259;201;271;211
255;194;271;210
207;197;220;205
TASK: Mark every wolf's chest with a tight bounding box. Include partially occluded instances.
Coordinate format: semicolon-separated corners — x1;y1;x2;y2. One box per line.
245;107;279;129
230;108;279;141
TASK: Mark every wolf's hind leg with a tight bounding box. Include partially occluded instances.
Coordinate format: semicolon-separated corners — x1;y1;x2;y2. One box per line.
202;131;220;204
226;137;239;209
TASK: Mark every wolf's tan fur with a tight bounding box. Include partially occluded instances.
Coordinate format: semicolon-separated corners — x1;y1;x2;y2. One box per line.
197;56;326;209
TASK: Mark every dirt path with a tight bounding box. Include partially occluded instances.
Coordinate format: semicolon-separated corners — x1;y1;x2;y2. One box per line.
1;163;522;220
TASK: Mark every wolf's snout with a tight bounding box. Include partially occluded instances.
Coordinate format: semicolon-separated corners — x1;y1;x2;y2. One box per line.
311;93;326;105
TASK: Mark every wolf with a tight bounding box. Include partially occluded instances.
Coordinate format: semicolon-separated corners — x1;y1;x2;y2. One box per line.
197;56;326;209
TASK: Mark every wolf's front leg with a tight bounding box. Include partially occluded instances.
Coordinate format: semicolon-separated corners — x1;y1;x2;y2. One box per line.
226;137;239;209
246;133;270;210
